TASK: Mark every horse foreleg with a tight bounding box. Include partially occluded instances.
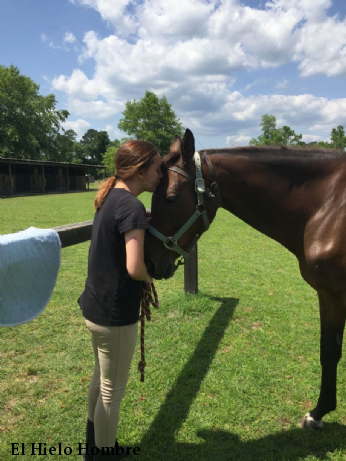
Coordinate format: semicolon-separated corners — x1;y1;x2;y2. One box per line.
299;291;346;430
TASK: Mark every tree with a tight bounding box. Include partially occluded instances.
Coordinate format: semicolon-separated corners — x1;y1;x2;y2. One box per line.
79;129;111;164
306;126;346;151
250;115;346;151
0;65;69;159
118;91;184;155
308;141;334;149
102;140;121;176
51;129;83;163
307;140;338;149
250;114;305;147
330;126;346;150
260;114;276;140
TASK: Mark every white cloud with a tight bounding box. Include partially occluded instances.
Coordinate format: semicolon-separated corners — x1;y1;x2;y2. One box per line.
70;0;136;35
226;134;253;146
244;79;269;92
49;41;64;50
295;16;346;77
62;119;91;139
63;0;346;80
52;69;101;99
302;134;331;143
275;79;289;89
51;0;346;142
63;119;121;142
63;32;77;43
138;0;214;41
102;124;123;141
41;32;79;52
181;92;346;141
67;98;124;119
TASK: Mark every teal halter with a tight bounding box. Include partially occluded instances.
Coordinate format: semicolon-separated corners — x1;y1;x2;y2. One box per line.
148;151;221;259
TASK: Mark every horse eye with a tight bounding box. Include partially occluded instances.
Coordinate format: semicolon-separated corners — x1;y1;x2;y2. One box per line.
167;195;179;205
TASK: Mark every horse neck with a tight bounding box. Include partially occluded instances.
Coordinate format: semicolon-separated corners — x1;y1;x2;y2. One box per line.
208;152;336;255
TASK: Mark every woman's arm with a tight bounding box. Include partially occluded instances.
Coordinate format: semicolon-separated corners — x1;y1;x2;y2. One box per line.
124;229;152;284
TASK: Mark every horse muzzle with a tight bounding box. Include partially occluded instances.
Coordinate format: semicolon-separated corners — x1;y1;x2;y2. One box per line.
147;260;177;280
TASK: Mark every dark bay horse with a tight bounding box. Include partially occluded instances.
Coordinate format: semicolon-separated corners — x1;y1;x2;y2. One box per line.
146;128;346;430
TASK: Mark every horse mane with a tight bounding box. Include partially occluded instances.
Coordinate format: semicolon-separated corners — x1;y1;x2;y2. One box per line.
200;145;346;161
161;146;346;172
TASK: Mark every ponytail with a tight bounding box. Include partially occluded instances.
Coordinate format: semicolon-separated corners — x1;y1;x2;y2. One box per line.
94;176;116;211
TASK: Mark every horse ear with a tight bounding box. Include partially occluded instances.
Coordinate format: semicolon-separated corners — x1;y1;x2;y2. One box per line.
181;129;195;164
170;135;182;153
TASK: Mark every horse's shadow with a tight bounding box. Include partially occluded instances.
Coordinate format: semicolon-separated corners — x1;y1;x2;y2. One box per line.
137;423;346;461
196;423;346;461
129;296;346;460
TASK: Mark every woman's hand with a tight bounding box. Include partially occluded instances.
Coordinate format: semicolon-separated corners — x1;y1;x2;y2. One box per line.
146;209;152;223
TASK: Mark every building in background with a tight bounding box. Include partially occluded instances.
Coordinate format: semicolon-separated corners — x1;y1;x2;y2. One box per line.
0;158;106;197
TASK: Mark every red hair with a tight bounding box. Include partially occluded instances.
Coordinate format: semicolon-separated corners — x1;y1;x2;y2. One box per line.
94;140;159;210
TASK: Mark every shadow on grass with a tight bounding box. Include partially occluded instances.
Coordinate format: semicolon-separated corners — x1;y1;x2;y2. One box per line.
133;295;346;460
136;424;346;461
137;296;238;456
192;424;346;461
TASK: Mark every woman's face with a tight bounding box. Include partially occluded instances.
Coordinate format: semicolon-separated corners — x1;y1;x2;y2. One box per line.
142;153;162;192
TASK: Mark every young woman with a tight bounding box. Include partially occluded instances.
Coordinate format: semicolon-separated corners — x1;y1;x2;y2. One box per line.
79;140;162;460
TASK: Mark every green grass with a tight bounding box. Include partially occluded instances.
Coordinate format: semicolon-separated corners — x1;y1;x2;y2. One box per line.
1;191;346;460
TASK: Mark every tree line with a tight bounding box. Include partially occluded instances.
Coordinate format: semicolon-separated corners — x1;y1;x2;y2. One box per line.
250;114;346;150
0;65;183;170
1;65;345;176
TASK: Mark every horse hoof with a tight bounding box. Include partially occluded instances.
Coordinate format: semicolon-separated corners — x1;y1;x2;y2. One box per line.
298;412;324;430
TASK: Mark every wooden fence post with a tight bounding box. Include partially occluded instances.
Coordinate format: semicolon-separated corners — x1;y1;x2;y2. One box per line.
184;244;198;294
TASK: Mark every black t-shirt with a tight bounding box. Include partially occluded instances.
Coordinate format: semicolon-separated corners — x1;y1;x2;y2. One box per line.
79;188;149;326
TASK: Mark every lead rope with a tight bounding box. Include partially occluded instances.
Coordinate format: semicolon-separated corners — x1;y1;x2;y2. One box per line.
138;282;159;382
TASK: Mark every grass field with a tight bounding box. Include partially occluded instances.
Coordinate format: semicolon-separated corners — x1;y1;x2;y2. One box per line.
1;189;346;460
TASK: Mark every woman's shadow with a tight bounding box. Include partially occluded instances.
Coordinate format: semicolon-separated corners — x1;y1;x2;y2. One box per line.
131;296;346;460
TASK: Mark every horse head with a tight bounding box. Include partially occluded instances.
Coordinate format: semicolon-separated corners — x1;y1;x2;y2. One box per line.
146;129;218;280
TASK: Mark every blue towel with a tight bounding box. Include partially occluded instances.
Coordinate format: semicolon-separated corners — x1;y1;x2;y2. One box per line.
0;227;61;327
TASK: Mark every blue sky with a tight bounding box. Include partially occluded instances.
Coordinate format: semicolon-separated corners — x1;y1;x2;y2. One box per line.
1;0;346;150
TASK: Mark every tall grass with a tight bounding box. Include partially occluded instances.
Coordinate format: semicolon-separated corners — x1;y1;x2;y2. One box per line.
1;190;346;460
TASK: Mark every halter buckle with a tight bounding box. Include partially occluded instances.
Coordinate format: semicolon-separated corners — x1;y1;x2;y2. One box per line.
164;237;178;251
195;178;205;194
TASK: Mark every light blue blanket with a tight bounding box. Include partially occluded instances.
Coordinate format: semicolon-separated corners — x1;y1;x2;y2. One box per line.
0;227;61;327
